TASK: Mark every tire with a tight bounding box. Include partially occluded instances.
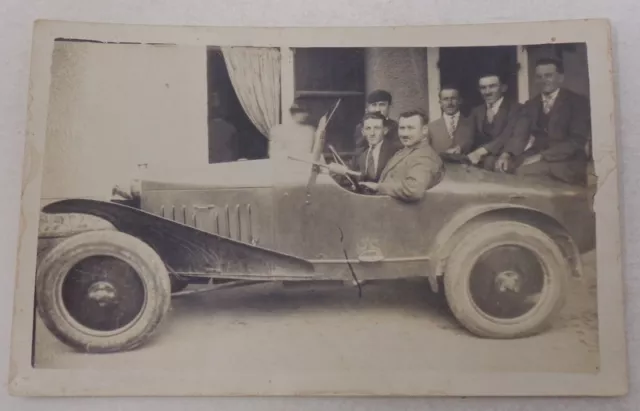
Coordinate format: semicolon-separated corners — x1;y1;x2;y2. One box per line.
443;220;570;339
36;230;171;353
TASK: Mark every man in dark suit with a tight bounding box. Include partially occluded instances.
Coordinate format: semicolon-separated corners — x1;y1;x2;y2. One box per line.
514;58;591;185
466;72;531;173
328;112;399;183
353;90;401;154
359;111;444;202
427;85;475;155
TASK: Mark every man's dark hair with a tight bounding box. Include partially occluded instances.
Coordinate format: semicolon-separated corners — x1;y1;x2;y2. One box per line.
477;70;506;85
362;111;388;124
398;110;428;125
535;57;565;74
366;89;392;105
439;83;461;97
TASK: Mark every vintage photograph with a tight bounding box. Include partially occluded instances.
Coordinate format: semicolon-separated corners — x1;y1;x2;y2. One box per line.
9;20;626;396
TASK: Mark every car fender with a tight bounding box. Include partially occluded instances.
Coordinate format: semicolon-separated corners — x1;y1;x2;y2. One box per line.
428;203;583;292
42;199;316;280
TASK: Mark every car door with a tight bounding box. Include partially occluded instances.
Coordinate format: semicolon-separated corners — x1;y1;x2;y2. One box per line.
276;171;443;282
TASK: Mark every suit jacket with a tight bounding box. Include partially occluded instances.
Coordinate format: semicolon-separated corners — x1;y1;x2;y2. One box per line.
378;139;444;202
469;98;531;156
427;114;475;154
523;88;591;162
351;139;399;182
354;118;401;154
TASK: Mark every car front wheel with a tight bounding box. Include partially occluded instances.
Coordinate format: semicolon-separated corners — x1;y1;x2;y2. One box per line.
444;220;570;338
36;230;171;353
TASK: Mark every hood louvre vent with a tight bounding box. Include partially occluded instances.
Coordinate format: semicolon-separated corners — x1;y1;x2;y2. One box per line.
159;203;256;245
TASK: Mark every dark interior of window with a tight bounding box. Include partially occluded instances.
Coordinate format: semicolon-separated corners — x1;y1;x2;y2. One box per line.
293;48;366;159
438;46;519;116
206;48;268;163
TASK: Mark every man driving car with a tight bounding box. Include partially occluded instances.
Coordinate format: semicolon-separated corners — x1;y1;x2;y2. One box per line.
328;112;399;183
331;110;444;202
353;90;402;155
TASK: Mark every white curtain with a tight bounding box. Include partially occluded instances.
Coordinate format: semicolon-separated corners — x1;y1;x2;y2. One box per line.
221;47;281;138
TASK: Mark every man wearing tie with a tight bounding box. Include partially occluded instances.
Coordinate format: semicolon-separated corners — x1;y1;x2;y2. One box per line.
427;85;475;155
513;58;591;185
353;90;402;155
466;71;531;172
328;112;398;183
331;110;444;202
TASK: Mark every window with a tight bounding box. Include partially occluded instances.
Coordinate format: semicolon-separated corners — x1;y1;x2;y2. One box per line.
206;48;268;163
438;46;519;115
293;48;366;157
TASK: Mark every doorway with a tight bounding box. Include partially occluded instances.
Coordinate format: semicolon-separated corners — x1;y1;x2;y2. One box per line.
438;46;519;116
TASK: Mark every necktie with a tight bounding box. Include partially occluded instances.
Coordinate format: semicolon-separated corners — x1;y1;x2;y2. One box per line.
542;96;553;114
486;104;495;123
448;115;457;138
365;146;377;181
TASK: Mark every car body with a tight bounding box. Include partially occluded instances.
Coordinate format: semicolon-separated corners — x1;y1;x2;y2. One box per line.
36;155;596;353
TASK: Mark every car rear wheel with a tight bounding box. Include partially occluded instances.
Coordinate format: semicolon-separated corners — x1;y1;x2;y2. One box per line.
443;220;569;338
36;230;171;353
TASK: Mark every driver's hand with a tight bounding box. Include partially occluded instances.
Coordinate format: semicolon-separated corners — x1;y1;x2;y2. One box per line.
327;163;349;175
445;145;462;155
494;152;512;173
467;147;488;165
360;182;379;191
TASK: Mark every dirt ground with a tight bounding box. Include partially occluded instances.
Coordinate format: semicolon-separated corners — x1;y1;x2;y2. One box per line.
33;251;599;374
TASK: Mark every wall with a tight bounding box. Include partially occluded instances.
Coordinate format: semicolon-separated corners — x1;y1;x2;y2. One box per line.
364;48;430;119
42;41;208;201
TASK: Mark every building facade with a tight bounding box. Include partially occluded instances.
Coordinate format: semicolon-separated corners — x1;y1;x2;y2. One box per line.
42;41;589;202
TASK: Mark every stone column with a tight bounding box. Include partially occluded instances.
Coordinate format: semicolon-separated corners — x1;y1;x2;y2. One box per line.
364;48;431;120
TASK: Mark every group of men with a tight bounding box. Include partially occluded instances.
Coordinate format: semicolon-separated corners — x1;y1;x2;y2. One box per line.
269;57;591;203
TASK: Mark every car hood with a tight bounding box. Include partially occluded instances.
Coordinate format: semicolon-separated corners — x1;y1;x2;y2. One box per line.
134;158;313;192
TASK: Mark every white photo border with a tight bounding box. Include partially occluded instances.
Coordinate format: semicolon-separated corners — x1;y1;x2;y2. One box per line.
8;18;627;397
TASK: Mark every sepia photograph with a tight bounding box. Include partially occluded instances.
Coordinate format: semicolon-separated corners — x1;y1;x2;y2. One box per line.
8;19;626;397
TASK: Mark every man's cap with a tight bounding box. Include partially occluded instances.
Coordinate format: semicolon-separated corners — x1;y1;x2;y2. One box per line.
366;89;392;105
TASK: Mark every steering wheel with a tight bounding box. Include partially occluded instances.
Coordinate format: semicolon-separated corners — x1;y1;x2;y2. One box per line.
328;146;362;193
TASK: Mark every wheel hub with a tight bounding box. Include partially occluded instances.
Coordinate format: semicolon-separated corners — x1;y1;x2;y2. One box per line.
61;255;146;333
494;270;522;293
87;281;118;307
468;245;546;320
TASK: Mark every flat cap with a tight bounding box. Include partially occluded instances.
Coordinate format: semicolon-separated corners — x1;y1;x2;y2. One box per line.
366;89;392;104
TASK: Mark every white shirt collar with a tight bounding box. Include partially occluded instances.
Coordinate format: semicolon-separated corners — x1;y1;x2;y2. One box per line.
488;96;504;113
542;88;560;102
444;111;459;121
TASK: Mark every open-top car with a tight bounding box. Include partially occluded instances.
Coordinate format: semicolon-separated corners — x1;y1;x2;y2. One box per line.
35;128;596;353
